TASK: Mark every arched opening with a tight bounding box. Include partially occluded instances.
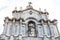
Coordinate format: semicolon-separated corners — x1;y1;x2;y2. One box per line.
28;21;37;37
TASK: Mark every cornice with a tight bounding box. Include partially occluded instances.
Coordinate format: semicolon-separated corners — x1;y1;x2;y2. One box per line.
12;8;49;15
39;19;57;23
4;17;24;22
12;2;49;15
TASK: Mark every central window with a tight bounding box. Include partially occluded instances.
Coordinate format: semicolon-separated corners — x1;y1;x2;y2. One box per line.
28;21;37;37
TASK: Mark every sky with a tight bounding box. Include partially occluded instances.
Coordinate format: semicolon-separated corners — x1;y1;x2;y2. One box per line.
0;0;60;34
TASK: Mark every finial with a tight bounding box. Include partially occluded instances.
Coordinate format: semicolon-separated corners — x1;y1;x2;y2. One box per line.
15;7;17;10
20;7;22;10
44;9;49;15
12;7;17;13
39;8;41;12
29;2;32;6
44;9;47;12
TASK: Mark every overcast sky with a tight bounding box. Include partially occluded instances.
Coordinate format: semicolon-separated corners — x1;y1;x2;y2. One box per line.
0;0;60;34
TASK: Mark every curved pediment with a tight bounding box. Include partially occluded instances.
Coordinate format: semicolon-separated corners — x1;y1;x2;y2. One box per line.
12;2;49;21
21;9;41;21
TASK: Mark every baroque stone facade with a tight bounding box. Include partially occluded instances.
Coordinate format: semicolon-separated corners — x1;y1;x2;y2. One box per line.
0;2;60;40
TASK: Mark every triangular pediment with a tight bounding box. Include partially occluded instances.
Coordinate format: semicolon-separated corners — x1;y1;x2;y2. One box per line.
22;8;40;13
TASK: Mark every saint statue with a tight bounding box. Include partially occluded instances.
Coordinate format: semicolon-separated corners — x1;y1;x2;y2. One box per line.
28;23;36;37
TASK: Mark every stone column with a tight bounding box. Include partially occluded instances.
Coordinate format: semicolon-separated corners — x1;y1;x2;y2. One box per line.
17;22;20;36
19;19;22;35
53;24;60;37
3;18;9;35
49;24;55;36
37;24;44;37
25;23;28;37
43;23;48;36
12;19;15;36
3;23;8;35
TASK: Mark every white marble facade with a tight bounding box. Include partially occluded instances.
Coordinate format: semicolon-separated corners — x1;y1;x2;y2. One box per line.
0;2;60;40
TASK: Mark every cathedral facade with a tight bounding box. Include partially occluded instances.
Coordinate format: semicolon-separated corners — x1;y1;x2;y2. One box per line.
0;2;60;40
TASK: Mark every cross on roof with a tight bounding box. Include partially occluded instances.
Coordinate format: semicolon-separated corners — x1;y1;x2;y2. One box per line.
29;2;32;6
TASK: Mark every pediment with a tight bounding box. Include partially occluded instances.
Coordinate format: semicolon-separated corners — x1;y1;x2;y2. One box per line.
22;8;40;13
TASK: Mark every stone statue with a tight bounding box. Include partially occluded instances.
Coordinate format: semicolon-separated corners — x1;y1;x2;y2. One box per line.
28;23;36;37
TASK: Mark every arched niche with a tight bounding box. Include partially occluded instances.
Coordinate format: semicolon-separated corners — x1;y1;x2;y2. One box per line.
25;18;39;24
27;21;37;37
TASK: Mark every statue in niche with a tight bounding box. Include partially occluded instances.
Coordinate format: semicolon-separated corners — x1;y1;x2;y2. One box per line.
28;22;36;37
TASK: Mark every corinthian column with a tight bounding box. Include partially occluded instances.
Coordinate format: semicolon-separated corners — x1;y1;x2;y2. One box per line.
12;18;15;36
3;23;8;35
3;17;9;35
